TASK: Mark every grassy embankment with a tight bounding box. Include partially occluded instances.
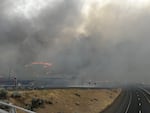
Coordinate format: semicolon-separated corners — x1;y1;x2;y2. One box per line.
8;88;121;113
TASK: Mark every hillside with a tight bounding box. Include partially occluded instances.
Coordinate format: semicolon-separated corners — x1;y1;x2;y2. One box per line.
8;88;121;113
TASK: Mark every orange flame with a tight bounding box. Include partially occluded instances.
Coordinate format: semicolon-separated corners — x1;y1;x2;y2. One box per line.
31;62;52;67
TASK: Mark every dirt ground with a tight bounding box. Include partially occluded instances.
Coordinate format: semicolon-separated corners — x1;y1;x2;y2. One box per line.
8;88;121;113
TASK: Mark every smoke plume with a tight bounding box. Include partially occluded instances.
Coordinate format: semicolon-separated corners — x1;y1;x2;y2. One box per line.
0;0;150;84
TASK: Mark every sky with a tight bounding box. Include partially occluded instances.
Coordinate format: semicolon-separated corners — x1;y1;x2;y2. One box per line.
1;0;150;83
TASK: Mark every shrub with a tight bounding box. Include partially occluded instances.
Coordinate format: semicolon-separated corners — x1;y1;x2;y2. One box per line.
11;91;21;98
0;88;7;99
25;104;33;111
31;98;44;109
74;93;80;97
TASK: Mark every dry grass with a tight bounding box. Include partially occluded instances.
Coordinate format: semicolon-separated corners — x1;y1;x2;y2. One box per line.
8;88;121;113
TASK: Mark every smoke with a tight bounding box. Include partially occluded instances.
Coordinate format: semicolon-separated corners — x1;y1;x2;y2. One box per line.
0;0;150;84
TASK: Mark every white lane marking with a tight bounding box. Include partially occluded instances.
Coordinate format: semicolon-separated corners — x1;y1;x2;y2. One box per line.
143;93;150;103
125;92;132;113
139;103;141;106
139;110;142;113
139;87;150;103
138;98;141;100
139;90;150;103
140;88;150;95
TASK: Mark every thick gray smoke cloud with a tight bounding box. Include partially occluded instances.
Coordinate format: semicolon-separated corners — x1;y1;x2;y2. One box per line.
0;0;150;84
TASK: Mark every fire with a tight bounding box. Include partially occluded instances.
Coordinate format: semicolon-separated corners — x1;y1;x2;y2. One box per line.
31;62;52;69
25;62;52;68
32;62;52;67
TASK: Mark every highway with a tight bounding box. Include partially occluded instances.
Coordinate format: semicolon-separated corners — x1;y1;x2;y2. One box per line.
101;86;150;113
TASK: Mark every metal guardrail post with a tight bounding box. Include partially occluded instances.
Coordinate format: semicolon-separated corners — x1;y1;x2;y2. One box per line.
9;103;16;113
9;108;16;113
0;101;36;113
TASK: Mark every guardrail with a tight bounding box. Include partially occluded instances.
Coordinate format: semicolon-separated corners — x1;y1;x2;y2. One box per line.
0;101;36;113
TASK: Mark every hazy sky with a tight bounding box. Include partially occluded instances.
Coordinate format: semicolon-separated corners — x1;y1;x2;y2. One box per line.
1;0;150;83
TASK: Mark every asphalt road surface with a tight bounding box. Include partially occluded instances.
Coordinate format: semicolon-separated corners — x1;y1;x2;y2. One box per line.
101;86;150;113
